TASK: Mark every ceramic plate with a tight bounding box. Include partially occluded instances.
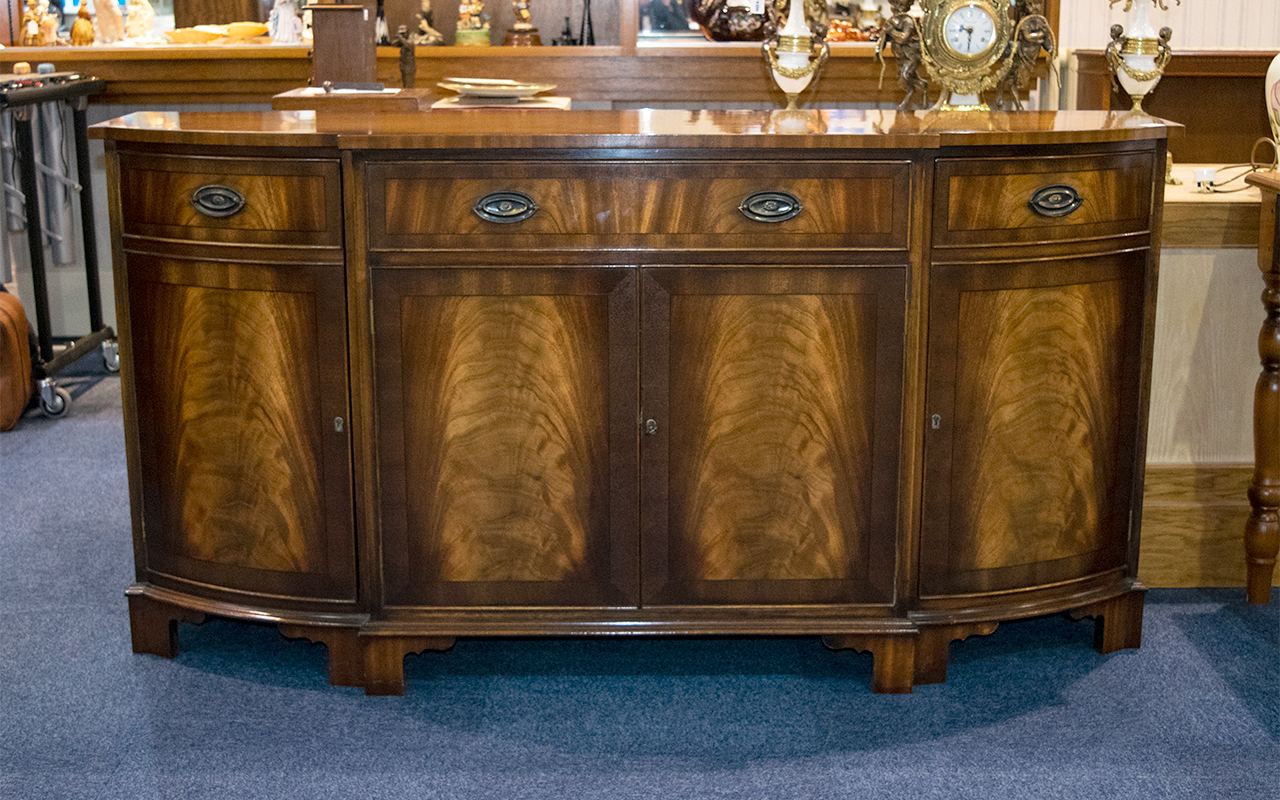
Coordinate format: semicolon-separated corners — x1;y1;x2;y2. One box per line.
438;77;557;98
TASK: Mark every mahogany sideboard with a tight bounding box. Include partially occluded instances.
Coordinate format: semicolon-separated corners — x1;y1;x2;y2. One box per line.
95;108;1171;694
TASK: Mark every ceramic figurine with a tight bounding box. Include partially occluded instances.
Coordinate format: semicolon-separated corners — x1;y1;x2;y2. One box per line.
71;4;95;46
269;0;302;43
20;0;39;46
875;0;926;111
455;0;490;46
512;0;532;29
37;0;59;45
375;0;390;44
410;0;444;45
994;0;1056;111
96;0;125;42
95;0;125;44
124;0;155;39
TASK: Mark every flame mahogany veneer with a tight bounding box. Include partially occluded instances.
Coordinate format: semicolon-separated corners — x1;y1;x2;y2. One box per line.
96;109;1173;695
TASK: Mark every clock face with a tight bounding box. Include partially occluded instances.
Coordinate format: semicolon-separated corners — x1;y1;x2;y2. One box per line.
943;4;997;57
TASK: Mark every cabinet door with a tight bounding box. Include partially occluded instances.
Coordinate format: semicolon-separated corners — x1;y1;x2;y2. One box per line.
641;267;906;607
921;251;1148;598
127;255;355;605
374;267;638;608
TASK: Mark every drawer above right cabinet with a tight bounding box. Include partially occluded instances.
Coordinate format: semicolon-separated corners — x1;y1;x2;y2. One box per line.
932;150;1156;249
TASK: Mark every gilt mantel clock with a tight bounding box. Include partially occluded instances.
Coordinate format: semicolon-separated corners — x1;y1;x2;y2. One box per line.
920;0;1015;110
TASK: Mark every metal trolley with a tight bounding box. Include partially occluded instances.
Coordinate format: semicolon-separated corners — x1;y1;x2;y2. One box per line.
1;69;114;417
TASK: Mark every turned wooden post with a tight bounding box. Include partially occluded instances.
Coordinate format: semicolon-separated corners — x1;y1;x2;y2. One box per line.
1245;172;1280;604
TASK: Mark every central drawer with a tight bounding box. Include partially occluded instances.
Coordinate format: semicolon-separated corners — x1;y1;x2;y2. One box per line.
364;159;911;256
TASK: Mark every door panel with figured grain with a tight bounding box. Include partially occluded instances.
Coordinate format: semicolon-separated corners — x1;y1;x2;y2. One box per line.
375;267;638;608
921;251;1148;598
127;255;355;604
641;267;905;607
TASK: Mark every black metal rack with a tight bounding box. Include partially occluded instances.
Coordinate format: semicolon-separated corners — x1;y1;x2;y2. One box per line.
1;70;114;417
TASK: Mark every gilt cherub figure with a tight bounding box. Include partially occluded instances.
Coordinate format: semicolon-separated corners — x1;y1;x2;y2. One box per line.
875;0;927;111
994;0;1057;111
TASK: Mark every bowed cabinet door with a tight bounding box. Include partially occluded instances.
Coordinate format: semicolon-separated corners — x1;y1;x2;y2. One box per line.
126;254;356;607
640;266;906;608
373;266;639;609
920;250;1149;600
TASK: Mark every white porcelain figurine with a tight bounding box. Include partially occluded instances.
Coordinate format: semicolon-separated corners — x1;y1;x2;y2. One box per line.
125;0;155;39
269;0;303;44
95;0;126;44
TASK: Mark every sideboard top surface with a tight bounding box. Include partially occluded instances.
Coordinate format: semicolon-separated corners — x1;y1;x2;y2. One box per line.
91;109;1177;151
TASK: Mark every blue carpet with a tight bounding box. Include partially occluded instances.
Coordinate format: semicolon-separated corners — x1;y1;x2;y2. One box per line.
1;372;1276;799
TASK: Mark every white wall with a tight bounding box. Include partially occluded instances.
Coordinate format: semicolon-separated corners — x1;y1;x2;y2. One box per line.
1058;0;1280;53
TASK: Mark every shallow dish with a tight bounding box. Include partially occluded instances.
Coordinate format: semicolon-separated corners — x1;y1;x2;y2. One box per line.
225;21;270;38
165;27;223;43
437;77;556;98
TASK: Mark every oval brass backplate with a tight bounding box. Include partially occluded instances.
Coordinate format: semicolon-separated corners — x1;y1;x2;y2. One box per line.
191;184;246;218
739;191;802;223
1028;185;1083;218
474;191;539;223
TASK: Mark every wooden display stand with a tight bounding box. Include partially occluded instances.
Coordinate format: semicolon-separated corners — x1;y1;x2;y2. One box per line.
271;86;433;111
96;108;1168;695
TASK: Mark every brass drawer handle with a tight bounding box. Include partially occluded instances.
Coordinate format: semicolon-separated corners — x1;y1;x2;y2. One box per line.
739;190;802;223
1028;185;1083;218
191;184;246;218
474;191;539;223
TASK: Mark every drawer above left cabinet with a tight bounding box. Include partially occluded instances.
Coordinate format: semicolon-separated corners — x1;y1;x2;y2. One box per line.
115;151;344;251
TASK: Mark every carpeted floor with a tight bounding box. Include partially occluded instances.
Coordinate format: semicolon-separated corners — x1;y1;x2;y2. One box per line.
1;370;1276;799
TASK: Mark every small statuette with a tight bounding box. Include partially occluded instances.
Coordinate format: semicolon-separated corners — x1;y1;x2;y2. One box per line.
95;0;126;45
71;4;95;46
396;25;416;87
875;0;927;111
504;0;541;45
269;0;303;44
993;0;1056;111
455;0;490;46
37;0;59;45
512;0;532;29
124;0;155;40
410;0;445;45
20;0;41;46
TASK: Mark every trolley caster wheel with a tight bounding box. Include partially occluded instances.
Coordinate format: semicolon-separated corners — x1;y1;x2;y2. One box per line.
38;380;71;418
102;340;120;373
